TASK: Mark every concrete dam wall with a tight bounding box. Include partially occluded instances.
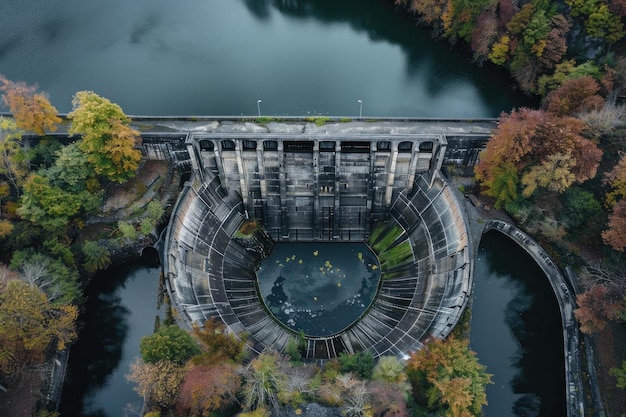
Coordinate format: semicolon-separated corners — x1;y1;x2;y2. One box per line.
163;119;487;359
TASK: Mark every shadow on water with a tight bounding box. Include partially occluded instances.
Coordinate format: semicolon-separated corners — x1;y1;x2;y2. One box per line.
59;251;161;417
472;231;565;417
240;0;538;111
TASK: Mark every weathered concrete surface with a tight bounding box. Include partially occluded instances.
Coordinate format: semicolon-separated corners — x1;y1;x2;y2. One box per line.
162;119;474;359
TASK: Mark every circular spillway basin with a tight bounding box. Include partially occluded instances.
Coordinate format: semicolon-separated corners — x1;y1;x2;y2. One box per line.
257;242;381;337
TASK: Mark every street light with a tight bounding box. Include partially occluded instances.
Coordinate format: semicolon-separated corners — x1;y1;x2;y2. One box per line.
257;99;262;117
357;100;363;118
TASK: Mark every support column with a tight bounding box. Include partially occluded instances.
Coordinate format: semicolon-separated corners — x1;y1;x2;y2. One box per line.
313;141;320;240
385;141;398;209
234;141;250;216
278;140;289;239
333;140;341;239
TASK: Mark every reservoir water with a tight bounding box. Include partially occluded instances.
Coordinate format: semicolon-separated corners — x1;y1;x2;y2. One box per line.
0;0;535;117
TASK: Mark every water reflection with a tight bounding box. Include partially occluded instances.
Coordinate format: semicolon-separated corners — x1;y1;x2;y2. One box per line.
60;253;161;417
257;242;381;336
0;0;534;116
471;231;565;417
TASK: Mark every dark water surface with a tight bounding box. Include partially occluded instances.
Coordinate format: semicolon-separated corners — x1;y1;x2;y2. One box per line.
59;253;162;417
0;0;534;117
471;231;566;417
257;242;380;336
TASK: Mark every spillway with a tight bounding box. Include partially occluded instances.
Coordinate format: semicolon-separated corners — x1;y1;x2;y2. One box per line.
162;118;475;359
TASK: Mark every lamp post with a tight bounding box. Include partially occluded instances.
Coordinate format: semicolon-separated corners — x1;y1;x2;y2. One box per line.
257;99;262;117
357;100;362;118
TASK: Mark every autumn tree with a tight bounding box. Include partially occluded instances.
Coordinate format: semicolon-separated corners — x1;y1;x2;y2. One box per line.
0;75;60;135
603;200;626;251
471;9;499;64
545;76;605;116
174;362;241;417
126;358;186;412
406;336;492;417
190;318;247;366
574;284;626;332
605;154;626;206
0;279;77;377
68;91;142;183
368;380;409;417
603;155;626;251
140;325;201;365
476;108;602;207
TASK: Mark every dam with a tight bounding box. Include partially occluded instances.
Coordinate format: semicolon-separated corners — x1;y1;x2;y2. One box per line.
162;118;494;359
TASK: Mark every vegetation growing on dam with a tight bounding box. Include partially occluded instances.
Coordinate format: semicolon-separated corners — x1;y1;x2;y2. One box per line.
368;222;415;275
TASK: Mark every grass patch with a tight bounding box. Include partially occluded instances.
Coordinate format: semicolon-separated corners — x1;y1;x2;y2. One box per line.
234;219;261;239
379;240;413;271
371;224;404;253
304;116;332;126
256;116;279;124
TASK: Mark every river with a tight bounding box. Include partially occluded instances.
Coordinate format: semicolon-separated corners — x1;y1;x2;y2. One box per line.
1;1;559;416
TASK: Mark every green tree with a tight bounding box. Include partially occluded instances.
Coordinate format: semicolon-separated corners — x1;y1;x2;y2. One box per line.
372;356;408;384
45;142;99;194
10;250;81;305
68;91;142;183
407;336;492;417
561;187;603;230
140;325;201;365
17;172;101;232
81;240;111;273
0;118;28;195
610;360;626;389
338;351;375;379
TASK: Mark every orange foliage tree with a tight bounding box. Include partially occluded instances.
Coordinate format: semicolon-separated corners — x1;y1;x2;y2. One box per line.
574;284;626;333
174;362;241;417
544;76;605;116
0;75;60;135
475;108;602;207
406;336;492;417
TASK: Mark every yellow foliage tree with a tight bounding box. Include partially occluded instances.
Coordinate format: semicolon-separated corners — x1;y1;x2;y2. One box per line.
68;91;142;183
0;75;61;135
